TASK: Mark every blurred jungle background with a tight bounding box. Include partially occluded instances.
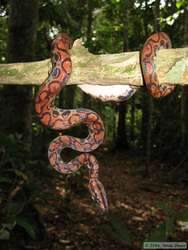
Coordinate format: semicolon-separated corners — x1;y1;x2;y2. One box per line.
0;0;188;249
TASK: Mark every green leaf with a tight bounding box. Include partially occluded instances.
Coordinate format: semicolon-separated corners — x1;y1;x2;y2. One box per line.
16;216;36;240
176;1;182;9
0;228;10;240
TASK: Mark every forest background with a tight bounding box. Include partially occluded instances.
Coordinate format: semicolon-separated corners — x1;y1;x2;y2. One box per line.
0;0;188;249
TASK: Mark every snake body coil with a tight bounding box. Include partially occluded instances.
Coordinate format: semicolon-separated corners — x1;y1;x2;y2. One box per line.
35;34;108;212
141;32;175;98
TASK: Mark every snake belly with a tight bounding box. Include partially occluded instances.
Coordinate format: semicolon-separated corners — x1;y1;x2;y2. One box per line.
141;32;175;98
35;34;108;212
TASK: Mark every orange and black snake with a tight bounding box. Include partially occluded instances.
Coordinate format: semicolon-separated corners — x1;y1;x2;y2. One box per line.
35;32;175;213
141;32;175;98
35;34;108;212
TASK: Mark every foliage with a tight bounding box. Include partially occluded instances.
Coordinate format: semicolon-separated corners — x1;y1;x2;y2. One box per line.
143;202;188;247
0;5;8;63
100;202;188;249
0;134;47;248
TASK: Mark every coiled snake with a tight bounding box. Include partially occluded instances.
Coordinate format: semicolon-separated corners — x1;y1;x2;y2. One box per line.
35;32;175;213
35;34;108;212
141;32;175;98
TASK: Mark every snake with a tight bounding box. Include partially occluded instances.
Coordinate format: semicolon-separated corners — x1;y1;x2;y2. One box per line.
35;33;108;213
140;32;175;98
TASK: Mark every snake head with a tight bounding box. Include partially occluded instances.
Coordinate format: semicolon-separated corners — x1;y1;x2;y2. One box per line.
89;179;108;213
52;33;73;51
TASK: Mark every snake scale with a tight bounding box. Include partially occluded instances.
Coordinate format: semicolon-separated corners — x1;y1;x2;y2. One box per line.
35;34;108;212
141;32;175;98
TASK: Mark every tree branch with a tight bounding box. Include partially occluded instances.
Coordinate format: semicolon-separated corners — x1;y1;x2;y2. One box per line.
0;39;188;86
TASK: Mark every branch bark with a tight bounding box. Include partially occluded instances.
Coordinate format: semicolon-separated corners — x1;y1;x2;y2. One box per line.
0;39;188;86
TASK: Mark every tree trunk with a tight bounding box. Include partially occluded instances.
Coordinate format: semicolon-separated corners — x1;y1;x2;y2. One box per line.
141;91;153;154
130;96;135;143
82;0;93;108
86;0;93;48
142;0;160;174
181;86;188;149
62;86;76;109
0;0;39;146
116;102;129;149
116;3;129;150
181;7;188;151
145;96;153;171
153;0;161;32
